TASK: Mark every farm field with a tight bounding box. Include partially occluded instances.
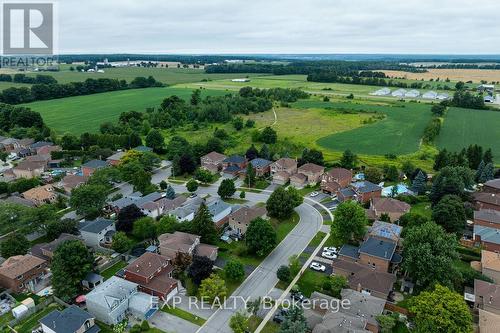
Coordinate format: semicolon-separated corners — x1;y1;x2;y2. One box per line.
181;74;456;98
4;67;267;85
316;102;432;155
0;81;32;91
436;107;500;162
22;86;227;134
382;68;500;83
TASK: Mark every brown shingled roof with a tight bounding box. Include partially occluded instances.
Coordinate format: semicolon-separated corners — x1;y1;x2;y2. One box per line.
298;163;324;174
324;168;352;180
0;255;46;279
203;151;227;161
229;206;267;225
125;252;172;277
474;192;500;206
372;197;411;213
274;158;297;169
482;250;500;272
485;179;500;190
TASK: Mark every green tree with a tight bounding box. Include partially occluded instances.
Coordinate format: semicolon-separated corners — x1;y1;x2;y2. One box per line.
479;162;495;183
239;190;246;199
233;117;244;131
412;170;427;194
195;168;215;183
52;240;94;302
130;169;153;194
70;184;107;217
340;149;357;169
246;217;277;256
429;166;475;204
401;160;416;178
166;185;176;199
409;284;473;333
483;148;494;164
384;164;399;181
225;259;245;282
288;255;301;276
277;265;291;282
156;215;180;235
218;179;236;199
133;217;157;240
244;163;256;188
116;204;145;233
191;89;202;106
431;104;446;116
364;167;382;184
111;231;134;253
322;275;348;298
266;186;302;220
376;314;397;333
279;305;307;333
45;219;78;240
331;201;367;243
188;255;214;285
191;203;218;244
432;195;466;234
0;233;29;258
186;179;199;193
402;222;459;289
259;127;277;144
145;129;164;152
229;311;248;333
199;273;227;303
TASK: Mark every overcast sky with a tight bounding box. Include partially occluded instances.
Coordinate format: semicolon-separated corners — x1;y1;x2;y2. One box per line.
57;0;500;54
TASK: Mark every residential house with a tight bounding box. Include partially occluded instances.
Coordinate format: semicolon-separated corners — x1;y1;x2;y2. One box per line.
79;219;116;248
481;250;500;284
206;198;232;227
297;163;324;185
320;168;353;194
200;151;227;174
39;305;100;333
29;141;54;155
474;224;500;252
106;151;126;166
124;252;178;301
81;159;108;177
228;206;268;236
475;279;500;315
249;158;272;177
82;272;104;291
337;181;382;204
222;155;247;177
475;209;500;230
290;172;308;188
109;192;186;218
270;158;297;184
22;184;58;206
12;160;46;178
479;309;500;333
474;192;500;212
0;137;20;152
484;179;500;194
5;195;36;207
331;259;396;299
86;276;159;325
31;233;82;261
58;174;87;194
36;144;61;156
304;290;385;333
366;197;411;221
158;231;218;261
367;221;402;244
0;255;48;293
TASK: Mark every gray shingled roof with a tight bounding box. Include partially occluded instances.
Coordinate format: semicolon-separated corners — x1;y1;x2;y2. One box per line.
359;237;396;260
39;305;98;333
475;209;500;224
79;219;114;234
82;159;108;169
250;158;272;168
224;155;246;164
352;181;382;193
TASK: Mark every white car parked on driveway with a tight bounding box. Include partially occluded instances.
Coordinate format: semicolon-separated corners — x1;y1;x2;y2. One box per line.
309;191;319;197
323;246;338;254
322;251;337;259
310;262;326;271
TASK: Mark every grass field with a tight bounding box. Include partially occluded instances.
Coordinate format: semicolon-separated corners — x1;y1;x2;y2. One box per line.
9;67;267;85
436;107;500;162
0;81;32;91
383;68;500;84
316;102;432;155
23;87;227;134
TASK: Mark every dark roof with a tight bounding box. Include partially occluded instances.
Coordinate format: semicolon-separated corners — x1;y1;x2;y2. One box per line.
224;155;246;164
339;188;356;197
30;141;53;149
352;181;382;193
475;209;500;224
82;159;108;169
79;219;114;234
224;165;242;173
359;237;397;261
250;158;272;168
485;179;500;190
84;272;103;284
39;305;98;333
339;244;360;259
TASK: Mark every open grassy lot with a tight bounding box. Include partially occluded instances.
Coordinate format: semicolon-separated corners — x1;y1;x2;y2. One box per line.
383;68;500;84
23;87;227;134
317;102;432;155
14;67;267;85
0;81;32;91
100;260;127;280
436;107;500;162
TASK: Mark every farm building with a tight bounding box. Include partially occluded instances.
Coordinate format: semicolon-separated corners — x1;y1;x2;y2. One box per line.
231;78;250;82
370;88;391;96
405;89;420;98
422;91;438;99
436;93;450;100
391;89;407;97
478;84;495;93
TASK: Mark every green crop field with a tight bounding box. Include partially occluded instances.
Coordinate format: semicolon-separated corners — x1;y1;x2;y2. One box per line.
436;107;500;162
22;86;226;134
17;67;267;85
0;81;32;91
316;102;432;155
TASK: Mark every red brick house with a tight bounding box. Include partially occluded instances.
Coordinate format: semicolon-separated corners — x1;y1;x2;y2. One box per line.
366;197;411;222
297;163;325;185
222;155;247;176
81;159;108;177
271;158;297;184
484;179;500;194
475;209;500;230
474;192;500;212
249;158;272;177
337;181;382;204
0;255;48;293
124;252;178;301
201;151;227;174
321;168;352;194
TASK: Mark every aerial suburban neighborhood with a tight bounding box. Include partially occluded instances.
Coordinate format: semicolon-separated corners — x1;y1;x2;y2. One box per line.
0;1;499;333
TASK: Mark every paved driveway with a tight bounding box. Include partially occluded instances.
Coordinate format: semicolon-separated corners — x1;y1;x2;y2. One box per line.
199;203;323;333
150;311;199;333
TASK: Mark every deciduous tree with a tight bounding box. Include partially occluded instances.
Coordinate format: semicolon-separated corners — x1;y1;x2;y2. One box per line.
331;201;367;243
246;217;277;256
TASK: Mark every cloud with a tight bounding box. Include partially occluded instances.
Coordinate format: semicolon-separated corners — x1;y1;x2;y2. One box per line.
57;0;500;54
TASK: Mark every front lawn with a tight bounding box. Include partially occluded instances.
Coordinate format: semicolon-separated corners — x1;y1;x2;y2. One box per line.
409;201;432;219
271;212;300;242
296;269;328;297
161;304;206;326
247;315;280;333
100;260;127;280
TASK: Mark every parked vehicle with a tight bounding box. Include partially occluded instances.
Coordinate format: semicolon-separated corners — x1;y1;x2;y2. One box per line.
273;309;288;323
291;292;306;302
322;251;337;259
310;262;326;271
323;246;338;254
309;191;319;197
189;193;197;198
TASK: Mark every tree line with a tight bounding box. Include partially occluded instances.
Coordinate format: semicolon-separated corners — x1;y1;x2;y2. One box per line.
0;76;163;105
0;73;58;84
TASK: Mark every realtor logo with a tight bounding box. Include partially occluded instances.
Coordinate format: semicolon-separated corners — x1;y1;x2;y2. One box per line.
2;2;54;55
